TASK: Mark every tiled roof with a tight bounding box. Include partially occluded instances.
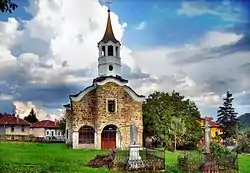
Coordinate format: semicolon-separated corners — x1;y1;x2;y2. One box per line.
0;116;30;126
199;117;219;127
98;10;120;45
30;120;59;128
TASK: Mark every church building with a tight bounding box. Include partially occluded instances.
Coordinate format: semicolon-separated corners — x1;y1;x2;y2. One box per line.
63;9;145;149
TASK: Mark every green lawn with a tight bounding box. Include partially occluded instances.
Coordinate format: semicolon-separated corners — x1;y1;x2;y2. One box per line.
0;142;249;173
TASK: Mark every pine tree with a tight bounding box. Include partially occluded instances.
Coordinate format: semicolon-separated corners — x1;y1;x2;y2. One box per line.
24;108;39;123
216;91;238;141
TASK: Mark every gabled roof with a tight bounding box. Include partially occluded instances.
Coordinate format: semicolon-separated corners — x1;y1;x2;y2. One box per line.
30;120;59;128
98;10;120;45
93;75;128;83
199;117;219;127
0;115;30;126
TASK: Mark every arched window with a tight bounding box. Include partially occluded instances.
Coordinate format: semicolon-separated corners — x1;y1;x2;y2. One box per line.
108;45;113;56
116;46;119;56
102;46;105;56
79;126;95;144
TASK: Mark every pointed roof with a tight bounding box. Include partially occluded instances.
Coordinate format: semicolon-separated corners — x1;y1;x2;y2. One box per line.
98;10;120;45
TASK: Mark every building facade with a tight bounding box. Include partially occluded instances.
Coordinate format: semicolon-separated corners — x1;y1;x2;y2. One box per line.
64;9;145;149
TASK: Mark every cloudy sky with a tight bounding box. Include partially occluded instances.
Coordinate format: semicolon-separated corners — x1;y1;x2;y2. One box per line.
0;0;249;120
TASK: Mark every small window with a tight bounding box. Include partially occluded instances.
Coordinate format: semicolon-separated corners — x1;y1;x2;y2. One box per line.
109;65;113;71
51;130;54;136
108;45;113;56
46;130;50;136
58;131;61;136
116;46;118;56
102;46;105;56
215;131;218;136
21;126;25;132
107;100;116;112
11;125;14;132
66;129;68;139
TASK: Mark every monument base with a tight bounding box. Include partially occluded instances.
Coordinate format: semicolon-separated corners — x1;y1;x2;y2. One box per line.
127;145;145;170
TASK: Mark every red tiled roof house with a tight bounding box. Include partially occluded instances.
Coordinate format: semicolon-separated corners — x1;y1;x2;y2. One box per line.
0;115;30;135
30;120;63;139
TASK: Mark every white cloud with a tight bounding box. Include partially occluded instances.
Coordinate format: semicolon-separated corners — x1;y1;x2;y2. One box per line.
13;100;63;121
135;21;147;30
177;1;247;22
0;0;249;120
200;31;243;48
0;94;14;100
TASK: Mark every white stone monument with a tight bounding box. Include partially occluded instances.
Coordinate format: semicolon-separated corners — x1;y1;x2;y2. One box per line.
127;122;144;169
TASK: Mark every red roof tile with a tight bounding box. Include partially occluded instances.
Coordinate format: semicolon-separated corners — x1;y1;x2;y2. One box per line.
0;116;30;126
30;120;59;128
199;116;219;127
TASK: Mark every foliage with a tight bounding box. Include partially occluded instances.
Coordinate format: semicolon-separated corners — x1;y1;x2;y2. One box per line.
209;142;232;157
237;129;250;153
143;91;202;148
24;108;39;124
58;116;66;134
216;91;238;140
169;117;186;151
177;151;203;172
0;0;17;13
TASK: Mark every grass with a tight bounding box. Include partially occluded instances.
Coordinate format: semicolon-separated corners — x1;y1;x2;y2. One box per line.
0;142;250;173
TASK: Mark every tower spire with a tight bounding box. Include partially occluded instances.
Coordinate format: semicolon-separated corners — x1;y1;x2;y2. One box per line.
98;4;120;44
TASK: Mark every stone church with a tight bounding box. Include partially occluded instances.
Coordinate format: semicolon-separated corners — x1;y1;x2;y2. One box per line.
63;9;145;149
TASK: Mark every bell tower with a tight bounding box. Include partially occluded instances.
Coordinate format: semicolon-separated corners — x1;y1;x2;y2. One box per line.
98;9;121;77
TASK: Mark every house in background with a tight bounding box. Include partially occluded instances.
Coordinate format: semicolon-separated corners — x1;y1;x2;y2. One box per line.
197;116;223;147
30;120;64;140
198;117;223;139
0;115;30;135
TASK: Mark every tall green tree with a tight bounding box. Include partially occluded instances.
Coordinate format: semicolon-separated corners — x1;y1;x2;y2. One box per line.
143;91;202;148
58;116;66;134
216;91;238;141
0;0;17;13
24;108;38;124
169;116;186;151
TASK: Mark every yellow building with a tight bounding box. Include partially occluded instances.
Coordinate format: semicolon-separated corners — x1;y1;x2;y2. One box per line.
197;117;223;146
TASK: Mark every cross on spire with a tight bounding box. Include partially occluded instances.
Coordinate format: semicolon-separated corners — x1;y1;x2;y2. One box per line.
104;0;112;11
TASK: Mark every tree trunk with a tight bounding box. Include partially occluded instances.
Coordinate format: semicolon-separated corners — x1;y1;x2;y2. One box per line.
174;134;177;152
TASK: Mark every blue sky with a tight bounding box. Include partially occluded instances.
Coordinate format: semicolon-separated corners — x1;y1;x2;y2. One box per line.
0;0;249;119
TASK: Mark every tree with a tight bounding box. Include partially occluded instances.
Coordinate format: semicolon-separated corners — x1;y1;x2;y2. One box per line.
169;116;186;151
216;91;238;141
24;108;38;124
143;91;202;149
58;116;66;134
0;0;17;13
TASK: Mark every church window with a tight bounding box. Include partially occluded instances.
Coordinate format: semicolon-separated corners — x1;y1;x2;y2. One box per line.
102;46;105;56
107;99;116;113
116;46;118;56
109;65;113;71
79;126;95;144
108;45;113;56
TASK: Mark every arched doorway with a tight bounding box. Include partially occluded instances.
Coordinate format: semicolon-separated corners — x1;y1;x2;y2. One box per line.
101;124;117;149
78;125;95;144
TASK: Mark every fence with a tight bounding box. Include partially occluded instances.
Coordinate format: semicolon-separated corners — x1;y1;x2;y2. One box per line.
0;134;65;143
114;147;165;172
177;151;239;173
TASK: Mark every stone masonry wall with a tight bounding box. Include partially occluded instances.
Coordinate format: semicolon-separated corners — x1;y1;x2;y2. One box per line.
95;82;143;149
65;109;73;145
71;89;97;131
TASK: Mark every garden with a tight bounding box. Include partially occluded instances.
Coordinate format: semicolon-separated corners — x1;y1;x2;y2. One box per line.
0;142;250;173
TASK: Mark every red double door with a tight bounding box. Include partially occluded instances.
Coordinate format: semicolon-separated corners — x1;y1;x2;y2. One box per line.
101;130;116;149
